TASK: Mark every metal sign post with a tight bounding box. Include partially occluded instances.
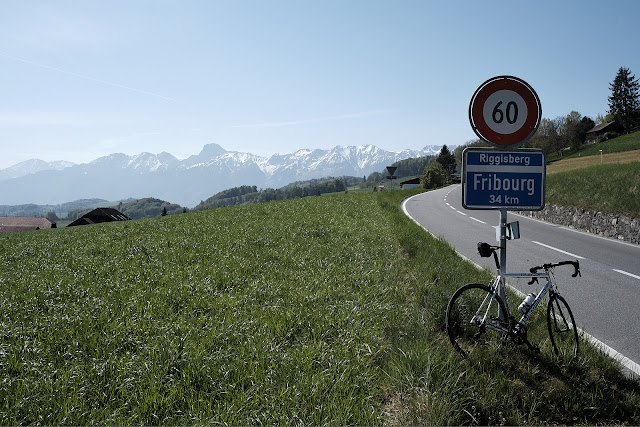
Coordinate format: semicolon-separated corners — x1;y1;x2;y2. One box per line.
466;75;543;321
386;166;397;191
498;208;508;307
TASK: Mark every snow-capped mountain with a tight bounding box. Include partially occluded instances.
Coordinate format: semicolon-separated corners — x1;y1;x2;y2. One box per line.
89;152;180;173
0;143;452;207
0;159;75;179
260;144;427;185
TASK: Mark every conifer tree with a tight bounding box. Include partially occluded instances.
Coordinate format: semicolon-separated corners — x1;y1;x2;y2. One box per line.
436;145;457;181
608;67;640;132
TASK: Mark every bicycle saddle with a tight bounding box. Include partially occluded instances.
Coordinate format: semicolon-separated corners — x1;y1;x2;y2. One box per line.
477;242;493;258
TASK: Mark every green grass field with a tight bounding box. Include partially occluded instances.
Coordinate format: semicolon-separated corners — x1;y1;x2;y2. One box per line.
544;131;640;218
1;191;639;425
547;162;640;218
569;131;640;158
545;131;640;163
2;195;403;425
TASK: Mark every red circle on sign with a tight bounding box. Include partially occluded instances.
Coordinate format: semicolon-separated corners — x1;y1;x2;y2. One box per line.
469;76;541;147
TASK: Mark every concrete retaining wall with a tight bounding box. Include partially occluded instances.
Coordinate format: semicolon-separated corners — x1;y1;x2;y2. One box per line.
518;205;640;245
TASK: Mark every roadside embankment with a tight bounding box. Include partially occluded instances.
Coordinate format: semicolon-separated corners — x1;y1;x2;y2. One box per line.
519;205;640;245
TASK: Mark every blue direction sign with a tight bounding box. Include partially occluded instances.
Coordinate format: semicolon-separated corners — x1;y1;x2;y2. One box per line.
462;147;546;210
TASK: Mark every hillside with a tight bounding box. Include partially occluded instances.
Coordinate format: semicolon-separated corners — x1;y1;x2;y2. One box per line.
1;191;638;425
0;198;112;218
547;131;640;175
546;149;640;174
545;131;640;218
546;162;640;219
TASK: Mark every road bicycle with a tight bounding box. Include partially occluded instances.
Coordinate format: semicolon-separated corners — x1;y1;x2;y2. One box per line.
446;242;581;358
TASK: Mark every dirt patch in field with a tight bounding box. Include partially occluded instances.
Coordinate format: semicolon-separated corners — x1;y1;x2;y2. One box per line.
547;150;640;174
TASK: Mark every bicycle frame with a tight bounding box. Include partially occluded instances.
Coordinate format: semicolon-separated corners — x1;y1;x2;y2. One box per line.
492;271;552;326
447;243;581;357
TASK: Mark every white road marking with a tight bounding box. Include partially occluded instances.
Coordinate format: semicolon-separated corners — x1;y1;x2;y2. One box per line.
449;205;456;210
582;333;640;378
470;217;486;224
613;269;640;280
512;211;640;250
457;211;467;216
532;241;585;259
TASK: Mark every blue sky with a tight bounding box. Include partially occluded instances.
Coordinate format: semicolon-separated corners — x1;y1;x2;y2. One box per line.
1;0;639;169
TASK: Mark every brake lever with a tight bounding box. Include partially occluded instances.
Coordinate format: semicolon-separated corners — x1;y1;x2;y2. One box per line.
572;260;581;277
528;266;541;285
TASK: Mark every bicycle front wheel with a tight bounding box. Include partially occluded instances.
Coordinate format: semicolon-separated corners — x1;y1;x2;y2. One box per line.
446;283;510;357
547;293;579;358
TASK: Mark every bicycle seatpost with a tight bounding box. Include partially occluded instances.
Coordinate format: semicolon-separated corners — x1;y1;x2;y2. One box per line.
492;249;500;271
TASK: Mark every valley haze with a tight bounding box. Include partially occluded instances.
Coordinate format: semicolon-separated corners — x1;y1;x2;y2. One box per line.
0;143;448;207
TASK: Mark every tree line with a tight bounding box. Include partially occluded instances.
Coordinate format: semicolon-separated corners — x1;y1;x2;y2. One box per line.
66;198;186;221
525;66;638;156
531;68;636;155
194;179;349;211
0;199;111;219
282;176;364;190
420;145;457;189
362;155;436;188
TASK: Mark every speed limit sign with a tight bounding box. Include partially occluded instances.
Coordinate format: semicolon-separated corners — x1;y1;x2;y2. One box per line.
469;76;541;147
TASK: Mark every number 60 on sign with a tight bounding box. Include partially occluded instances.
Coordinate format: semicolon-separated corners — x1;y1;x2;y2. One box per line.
469;76;541;148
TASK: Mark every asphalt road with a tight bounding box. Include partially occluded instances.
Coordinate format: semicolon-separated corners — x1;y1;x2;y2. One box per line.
403;184;640;374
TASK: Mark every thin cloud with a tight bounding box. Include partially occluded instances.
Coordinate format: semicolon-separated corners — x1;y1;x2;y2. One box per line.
234;109;393;128
0;111;95;126
2;54;175;101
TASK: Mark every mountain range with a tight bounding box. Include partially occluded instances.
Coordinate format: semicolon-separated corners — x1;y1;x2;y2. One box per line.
0;143;449;207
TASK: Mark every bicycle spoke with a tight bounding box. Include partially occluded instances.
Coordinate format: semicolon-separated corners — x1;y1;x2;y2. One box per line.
547;294;579;358
446;284;510;357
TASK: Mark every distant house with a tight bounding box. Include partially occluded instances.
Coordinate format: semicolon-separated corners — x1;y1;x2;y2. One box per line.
586;121;624;144
68;208;131;227
0;217;56;234
400;177;421;190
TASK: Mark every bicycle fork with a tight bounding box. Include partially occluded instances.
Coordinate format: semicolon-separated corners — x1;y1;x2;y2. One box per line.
548;290;571;333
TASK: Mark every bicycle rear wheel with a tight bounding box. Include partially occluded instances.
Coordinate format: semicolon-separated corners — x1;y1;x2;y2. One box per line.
547;293;579;358
446;283;510;357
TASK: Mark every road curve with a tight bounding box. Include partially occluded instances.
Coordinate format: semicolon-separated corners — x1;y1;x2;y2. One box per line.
403;184;640;376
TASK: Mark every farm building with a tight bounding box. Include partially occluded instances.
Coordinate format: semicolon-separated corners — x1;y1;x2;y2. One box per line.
68;208;131;227
0;217;57;234
400;177;421;189
586;121;624;144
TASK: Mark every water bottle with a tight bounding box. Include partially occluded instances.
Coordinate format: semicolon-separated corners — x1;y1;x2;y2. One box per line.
518;293;536;314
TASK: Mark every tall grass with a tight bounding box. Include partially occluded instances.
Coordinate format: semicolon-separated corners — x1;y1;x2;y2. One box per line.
1;190;639;425
1;194;409;425
376;191;640;425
